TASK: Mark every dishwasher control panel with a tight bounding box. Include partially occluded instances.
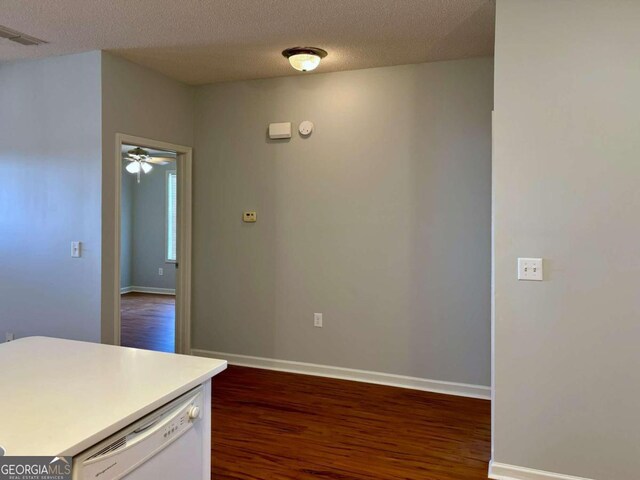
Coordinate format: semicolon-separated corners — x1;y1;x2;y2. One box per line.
162;403;201;441
73;385;204;480
163;411;186;439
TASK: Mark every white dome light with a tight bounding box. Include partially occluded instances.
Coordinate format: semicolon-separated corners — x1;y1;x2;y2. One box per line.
288;53;321;72
282;47;327;72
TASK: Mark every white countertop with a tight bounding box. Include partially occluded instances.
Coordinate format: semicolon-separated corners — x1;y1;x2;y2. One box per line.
0;337;226;456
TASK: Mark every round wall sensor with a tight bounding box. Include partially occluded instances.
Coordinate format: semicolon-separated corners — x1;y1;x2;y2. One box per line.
299;121;314;136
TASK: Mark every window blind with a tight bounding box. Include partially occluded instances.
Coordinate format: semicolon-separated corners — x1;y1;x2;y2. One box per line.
167;171;177;262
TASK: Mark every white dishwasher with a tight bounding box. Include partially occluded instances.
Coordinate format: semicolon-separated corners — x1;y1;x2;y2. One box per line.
73;384;208;480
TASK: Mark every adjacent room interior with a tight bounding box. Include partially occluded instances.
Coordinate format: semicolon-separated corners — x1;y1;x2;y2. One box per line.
120;144;178;353
1;1;638;480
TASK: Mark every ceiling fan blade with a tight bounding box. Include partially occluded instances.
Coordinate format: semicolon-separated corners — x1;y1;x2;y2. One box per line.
147;152;176;158
146;157;172;165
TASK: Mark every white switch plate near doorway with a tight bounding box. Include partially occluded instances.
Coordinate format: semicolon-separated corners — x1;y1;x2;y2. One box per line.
518;258;543;281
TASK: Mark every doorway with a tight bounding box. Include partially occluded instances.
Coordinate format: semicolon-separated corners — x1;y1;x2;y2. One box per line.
120;143;177;352
113;134;192;354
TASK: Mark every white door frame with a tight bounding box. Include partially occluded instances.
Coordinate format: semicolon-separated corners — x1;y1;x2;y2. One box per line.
113;133;193;354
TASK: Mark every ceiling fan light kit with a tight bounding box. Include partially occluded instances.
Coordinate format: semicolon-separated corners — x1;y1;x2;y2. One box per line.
125;161;141;174
124;147;155;183
282;47;327;72
140;162;153;174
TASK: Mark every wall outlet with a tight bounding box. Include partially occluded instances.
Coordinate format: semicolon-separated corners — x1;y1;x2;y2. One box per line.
518;257;543;281
5;332;14;342
314;313;323;328
159;268;164;276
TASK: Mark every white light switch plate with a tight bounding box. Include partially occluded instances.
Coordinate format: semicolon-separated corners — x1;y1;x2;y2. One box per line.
71;241;81;258
314;313;323;328
518;257;543;281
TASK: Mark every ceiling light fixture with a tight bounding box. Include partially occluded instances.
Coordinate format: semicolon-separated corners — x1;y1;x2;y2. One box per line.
122;146;175;183
282;47;327;72
124;147;154;183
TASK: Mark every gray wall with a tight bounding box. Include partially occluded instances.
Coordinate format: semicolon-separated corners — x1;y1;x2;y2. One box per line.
101;52;194;343
0;51;493;388
0;52;102;342
192;58;493;385
493;1;640;478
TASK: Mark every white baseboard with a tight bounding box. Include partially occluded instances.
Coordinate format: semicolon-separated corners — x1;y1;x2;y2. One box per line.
489;461;595;480
190;349;490;400
120;286;176;295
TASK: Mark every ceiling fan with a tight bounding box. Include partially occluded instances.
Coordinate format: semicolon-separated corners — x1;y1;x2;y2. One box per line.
123;147;173;183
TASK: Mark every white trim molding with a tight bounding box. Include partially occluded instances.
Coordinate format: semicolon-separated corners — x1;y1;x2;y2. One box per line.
489;461;596;480
190;349;491;400
120;286;176;295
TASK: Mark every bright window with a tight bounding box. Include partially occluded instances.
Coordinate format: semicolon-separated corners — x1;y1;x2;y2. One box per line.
166;171;177;262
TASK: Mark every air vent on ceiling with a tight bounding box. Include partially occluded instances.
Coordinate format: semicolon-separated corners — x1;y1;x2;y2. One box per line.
0;25;47;46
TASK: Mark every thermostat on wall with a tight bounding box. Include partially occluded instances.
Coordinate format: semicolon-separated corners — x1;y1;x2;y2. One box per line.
268;122;291;139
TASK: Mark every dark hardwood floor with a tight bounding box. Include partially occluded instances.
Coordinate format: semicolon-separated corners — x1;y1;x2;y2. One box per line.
120;292;175;353
211;366;491;480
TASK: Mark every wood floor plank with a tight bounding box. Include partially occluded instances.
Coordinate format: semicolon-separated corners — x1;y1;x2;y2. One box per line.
120;292;175;353
212;366;490;479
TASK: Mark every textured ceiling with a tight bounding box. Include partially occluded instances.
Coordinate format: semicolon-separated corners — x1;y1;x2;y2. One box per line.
0;0;495;85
